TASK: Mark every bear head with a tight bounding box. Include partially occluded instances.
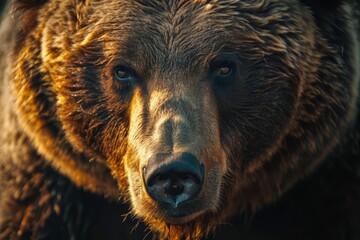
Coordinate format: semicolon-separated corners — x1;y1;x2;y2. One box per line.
9;0;358;239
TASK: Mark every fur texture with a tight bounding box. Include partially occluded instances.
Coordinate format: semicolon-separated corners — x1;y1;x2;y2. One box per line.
0;0;359;239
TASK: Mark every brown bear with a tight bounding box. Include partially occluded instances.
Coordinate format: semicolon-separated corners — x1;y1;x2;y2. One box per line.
0;0;359;239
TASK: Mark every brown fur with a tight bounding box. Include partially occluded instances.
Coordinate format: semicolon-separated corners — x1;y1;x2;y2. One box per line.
0;0;359;239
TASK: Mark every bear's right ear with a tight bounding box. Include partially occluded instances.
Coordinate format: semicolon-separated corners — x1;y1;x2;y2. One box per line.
12;0;47;9
11;0;91;10
10;0;91;30
9;0;49;29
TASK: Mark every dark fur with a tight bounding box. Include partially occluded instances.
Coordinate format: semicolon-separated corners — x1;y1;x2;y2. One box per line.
0;0;359;239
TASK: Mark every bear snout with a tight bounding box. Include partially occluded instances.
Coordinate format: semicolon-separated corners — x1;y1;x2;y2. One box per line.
143;152;204;215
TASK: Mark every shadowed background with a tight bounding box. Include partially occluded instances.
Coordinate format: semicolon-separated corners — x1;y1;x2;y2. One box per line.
0;1;6;17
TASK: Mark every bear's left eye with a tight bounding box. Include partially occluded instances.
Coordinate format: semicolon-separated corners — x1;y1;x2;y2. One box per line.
214;66;233;77
114;67;135;82
211;60;236;86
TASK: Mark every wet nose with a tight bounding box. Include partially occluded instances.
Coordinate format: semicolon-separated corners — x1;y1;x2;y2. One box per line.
143;152;204;207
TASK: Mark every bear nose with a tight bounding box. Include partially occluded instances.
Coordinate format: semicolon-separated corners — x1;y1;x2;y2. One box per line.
143;152;204;207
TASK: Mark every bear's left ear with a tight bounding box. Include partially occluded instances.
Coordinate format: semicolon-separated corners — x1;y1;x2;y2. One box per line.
301;0;349;13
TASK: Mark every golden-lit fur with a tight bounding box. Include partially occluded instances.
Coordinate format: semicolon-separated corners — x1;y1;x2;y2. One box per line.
0;0;359;239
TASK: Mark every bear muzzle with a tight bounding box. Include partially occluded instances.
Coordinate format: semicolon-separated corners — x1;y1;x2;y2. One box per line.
126;89;225;223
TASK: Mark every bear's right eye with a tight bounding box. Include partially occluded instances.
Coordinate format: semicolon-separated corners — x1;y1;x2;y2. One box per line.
114;67;135;82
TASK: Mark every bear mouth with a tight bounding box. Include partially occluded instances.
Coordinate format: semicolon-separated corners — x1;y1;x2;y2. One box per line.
153;200;206;225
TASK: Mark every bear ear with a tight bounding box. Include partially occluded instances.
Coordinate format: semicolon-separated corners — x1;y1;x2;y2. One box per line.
9;0;49;30
11;0;48;11
11;0;91;30
301;0;349;13
12;0;90;9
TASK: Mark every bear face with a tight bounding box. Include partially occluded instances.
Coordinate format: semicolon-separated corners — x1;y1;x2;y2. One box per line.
7;0;359;239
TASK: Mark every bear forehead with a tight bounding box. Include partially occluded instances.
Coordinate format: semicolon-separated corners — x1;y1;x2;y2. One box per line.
88;1;243;68
91;0;295;34
80;0;297;73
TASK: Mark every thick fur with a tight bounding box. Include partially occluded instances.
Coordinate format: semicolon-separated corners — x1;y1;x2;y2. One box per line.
0;0;359;239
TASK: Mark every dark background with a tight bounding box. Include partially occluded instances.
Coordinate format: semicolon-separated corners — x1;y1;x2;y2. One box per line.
0;1;6;13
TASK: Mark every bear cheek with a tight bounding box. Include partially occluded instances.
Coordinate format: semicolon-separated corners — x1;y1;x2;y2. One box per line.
123;86;227;224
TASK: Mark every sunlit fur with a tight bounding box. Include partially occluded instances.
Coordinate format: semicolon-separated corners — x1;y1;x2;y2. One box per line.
0;0;359;239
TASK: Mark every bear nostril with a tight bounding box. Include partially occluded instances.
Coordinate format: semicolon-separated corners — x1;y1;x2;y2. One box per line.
143;153;204;207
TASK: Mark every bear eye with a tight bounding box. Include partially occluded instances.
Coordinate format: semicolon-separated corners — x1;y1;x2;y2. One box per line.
211;60;236;86
214;66;232;77
114;66;135;82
